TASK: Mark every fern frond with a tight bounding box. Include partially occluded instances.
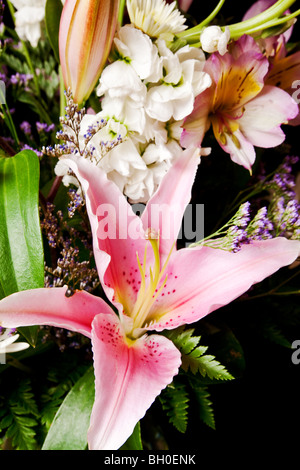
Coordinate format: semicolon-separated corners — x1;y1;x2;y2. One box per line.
5;413;37;450
160;382;190;433
193;386;216;430
166;327;234;381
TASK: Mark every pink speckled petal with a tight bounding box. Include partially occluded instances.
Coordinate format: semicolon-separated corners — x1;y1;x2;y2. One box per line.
88;312;181;450
0;286;113;338
61;155;148;315
141;147;201;257
145;237;300;331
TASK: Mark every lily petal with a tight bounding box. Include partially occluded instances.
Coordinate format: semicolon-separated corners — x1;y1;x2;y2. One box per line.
144;237;300;331
61;156;147;314
88;312;181;450
0;286;113;338
141;147;201;256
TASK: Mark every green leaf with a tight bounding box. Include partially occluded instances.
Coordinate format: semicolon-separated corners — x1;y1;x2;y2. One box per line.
0;151;44;346
165;327;234;382
42;367;95;450
120;422;143;450
45;0;63;62
192;386;215;430
160;382;189;433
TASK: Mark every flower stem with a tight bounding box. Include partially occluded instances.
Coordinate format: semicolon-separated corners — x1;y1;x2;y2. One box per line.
59;65;66;118
197;0;227;30
0;103;20;146
118;0;126;26
229;0;299;39
175;0;298;44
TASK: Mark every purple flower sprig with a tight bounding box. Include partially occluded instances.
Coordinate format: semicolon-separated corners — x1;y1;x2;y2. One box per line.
262;156;300;240
191;201;274;252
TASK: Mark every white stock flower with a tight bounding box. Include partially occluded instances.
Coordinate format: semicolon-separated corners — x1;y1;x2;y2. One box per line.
10;0;65;47
114;25;162;82
145;40;212;122
97;60;146;101
126;0;187;41
68;23;212;203
0;328;29;357
200;26;231;55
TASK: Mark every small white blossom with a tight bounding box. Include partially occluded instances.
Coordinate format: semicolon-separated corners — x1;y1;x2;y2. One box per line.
126;0;187;41
200;26;230;56
0;328;29;361
114;25;162;82
97;60;146;101
10;0;65;47
145;39;212;122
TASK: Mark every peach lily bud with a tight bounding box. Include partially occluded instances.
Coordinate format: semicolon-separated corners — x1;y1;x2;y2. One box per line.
59;0;120;105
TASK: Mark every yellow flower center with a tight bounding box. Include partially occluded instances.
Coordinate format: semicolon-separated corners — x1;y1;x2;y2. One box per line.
129;229;174;335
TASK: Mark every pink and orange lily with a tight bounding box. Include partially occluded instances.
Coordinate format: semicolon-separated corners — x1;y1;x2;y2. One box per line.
181;35;298;171
59;0;120;105
0;148;300;449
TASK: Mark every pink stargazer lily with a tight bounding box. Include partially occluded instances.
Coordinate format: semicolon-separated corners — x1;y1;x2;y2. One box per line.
1;148;300;449
181;35;299;171
59;0;120;104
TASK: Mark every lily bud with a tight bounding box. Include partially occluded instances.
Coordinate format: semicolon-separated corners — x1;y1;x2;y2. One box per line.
59;0;120;105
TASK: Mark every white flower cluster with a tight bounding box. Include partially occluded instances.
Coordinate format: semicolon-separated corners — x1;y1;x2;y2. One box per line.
10;0;65;48
0;327;29;362
57;24;212;203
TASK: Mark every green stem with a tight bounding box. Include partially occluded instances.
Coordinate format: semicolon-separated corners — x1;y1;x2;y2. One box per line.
228;0;297;37
229;6;300;38
59;65;66;118
197;0;227;29
21;40;41;99
118;0;126;26
0;103;20;146
175;0;298;44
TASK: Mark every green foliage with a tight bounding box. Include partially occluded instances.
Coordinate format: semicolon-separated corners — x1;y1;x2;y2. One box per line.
42;367;95;450
166;326;234;381
0;379;39;450
120;422;143;450
45;0;63;63
191;383;216;430
0;150;44;346
0;342;92;450
158;327;235;436
160;382;190;434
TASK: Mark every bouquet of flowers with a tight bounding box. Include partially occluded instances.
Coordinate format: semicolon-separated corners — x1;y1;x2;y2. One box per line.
0;0;300;452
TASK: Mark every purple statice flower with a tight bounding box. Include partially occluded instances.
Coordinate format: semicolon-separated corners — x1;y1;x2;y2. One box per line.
273;198;300;239
67;188;84;218
20;121;32;135
233;201;251;228
247;207;274;241
227;225;250;253
263;156;300;240
266;155;299;201
36;122;55;133
0;72;7;83
10;73;33;87
21;144;43;158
